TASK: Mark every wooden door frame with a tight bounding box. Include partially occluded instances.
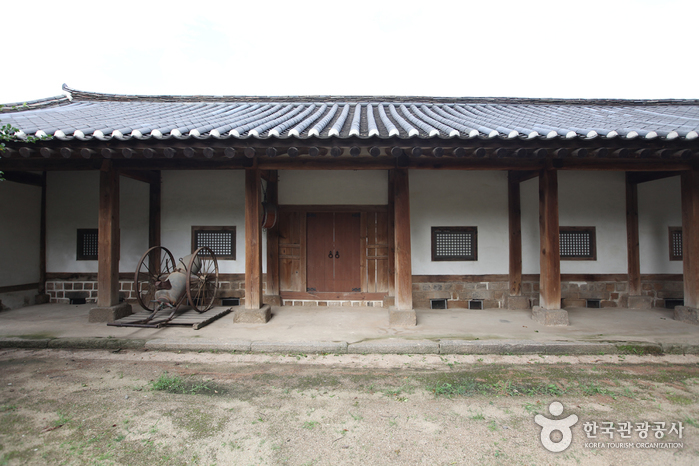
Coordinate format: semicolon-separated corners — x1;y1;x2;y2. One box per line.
278;205;389;301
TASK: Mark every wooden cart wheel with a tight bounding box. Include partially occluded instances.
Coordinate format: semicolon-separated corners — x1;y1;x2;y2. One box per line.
186;246;219;313
134;246;176;311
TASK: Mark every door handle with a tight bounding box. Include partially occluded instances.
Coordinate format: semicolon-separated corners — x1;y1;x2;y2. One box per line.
328;251;333;258
335;251;340;259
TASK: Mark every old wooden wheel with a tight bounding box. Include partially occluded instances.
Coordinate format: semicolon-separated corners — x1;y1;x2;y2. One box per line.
186;246;219;313
134;246;176;311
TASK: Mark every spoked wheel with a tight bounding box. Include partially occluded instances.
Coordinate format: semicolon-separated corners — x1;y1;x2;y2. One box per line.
186;246;219;313
134;246;177;311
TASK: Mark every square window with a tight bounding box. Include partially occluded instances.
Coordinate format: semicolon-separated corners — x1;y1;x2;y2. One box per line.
431;227;477;261
191;226;236;259
669;227;682;261
559;227;596;260
76;229;98;260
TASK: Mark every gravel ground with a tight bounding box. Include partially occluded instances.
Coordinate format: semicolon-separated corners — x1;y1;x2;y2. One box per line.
0;349;697;465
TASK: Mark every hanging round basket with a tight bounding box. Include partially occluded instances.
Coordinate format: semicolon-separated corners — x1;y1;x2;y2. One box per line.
261;203;278;229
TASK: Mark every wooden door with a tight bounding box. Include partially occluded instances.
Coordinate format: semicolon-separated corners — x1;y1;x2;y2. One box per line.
306;212;361;292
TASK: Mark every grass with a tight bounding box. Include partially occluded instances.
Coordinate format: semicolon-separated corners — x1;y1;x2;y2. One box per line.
302;421;319;430
149;372;216;395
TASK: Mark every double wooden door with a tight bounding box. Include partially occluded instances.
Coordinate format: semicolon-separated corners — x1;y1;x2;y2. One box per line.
306;212;361;292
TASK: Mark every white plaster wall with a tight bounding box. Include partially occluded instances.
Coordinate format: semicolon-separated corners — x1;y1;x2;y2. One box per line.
46;172;149;273
522;171;630;274
279;170;388;205
0;180;41;286
161;171;249;274
638;177;682;274
410;170;509;275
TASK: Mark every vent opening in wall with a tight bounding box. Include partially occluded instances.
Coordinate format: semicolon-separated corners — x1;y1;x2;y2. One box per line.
221;298;240;307
560;227;596;260
191;226;236;259
430;299;447;309
70;297;86;305
586;299;601;308
76;229;99;260
669;227;682;261
469;300;483;310
665;299;684;308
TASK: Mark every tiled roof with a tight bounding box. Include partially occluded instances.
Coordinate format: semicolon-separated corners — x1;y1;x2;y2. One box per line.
2;84;698;142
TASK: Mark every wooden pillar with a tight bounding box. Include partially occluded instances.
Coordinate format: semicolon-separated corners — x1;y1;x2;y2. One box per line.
538;169;561;310
394;168;412;310
626;173;641;296
245;168;263;309
266;170;280;297
148;172;161;249
97;162;120;308
38;172;47;295
387;170;396;297
508;172;522;296
681;169;699;309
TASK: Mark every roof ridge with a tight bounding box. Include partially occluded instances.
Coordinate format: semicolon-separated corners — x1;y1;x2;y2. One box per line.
61;84;699;107
0;94;71;113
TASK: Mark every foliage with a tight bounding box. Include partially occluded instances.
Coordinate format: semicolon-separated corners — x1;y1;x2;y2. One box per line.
1;103;49;181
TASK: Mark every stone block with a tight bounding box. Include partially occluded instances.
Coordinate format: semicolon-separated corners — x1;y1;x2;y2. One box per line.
233;304;271;323
532;306;569;326
146;339;251;352
447;300;469;309
600;300;617;308
507;295;530;310
35;293;50;305
674;306;699;325
263;295;282;306
251;341;347;354
383;296;395;308
561;298;586;308
483;299;500;309
389;308;416;326
88;303;133;323
627;295;652;309
349;339;438;354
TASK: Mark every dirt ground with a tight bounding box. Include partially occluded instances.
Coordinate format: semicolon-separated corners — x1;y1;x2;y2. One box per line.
0;349;697;466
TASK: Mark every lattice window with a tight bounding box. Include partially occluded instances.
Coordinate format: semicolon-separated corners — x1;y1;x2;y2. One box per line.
669;227;682;261
431;227;477;261
559;227;596;260
76;229;98;260
191;226;236;259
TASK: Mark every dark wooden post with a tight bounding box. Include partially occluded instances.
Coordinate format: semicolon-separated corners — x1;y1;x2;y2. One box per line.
508;172;522;297
97;162;120;308
393;168;413;311
681;169;699;309
245;168;263;309
387;170;396;298
148;172;161;250
626;173;641;296
38;172;47;297
266;170;280;299
538;169;561;310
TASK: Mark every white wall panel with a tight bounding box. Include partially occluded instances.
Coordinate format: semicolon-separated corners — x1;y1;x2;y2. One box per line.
0;180;41;286
638;177;682;274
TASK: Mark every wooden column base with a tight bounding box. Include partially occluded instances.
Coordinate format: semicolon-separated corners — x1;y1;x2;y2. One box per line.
234;304;271;323
674;306;699;325
88;303;132;323
389;308;416;326
532;306;568;326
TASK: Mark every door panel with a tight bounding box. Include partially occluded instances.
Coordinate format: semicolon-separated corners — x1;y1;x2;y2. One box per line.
334;213;361;292
279;211;304;292
306;212;334;292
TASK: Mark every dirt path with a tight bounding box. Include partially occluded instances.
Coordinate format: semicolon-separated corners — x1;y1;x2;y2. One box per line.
0;349;697;465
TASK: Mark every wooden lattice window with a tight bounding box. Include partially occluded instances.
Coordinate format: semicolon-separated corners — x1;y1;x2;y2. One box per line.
76;229;98;260
559;227;596;260
431;227;477;261
669;227;682;261
192;226;236;259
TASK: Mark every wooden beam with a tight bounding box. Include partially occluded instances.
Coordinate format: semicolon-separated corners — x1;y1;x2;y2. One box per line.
626;173;641;296
245;168;263;309
394;169;412;310
681;169;699;309
39;172;47;295
538;169;561;310
266;170;280;297
508;172;522;296
0;171;44;186
98;162;120;307
627;171;680;185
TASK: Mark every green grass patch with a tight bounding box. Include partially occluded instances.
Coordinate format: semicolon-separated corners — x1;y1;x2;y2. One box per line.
616;344;663;355
149;372;217;395
667;394;693;405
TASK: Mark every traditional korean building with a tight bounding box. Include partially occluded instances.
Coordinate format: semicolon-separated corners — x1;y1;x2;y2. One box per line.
1;84;698;326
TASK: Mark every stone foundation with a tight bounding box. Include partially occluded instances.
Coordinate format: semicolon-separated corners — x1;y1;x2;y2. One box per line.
281;299;384;307
412;277;683;310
